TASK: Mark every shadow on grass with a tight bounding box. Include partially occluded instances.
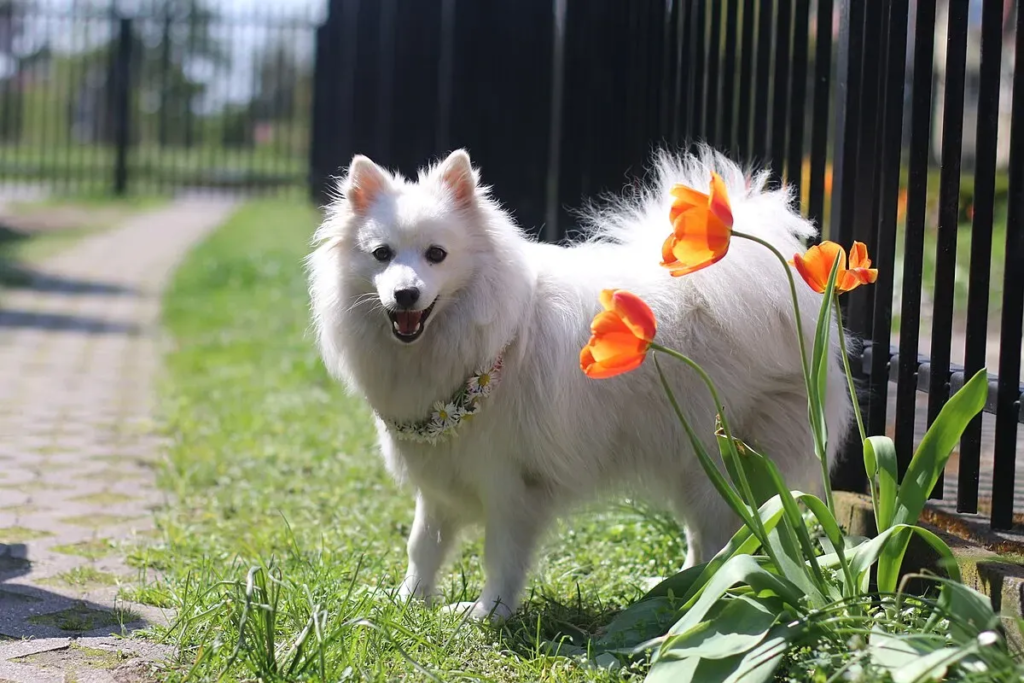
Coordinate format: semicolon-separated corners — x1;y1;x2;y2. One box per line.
499;590;626;659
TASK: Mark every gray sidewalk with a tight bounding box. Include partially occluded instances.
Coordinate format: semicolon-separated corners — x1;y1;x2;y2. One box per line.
0;198;236;682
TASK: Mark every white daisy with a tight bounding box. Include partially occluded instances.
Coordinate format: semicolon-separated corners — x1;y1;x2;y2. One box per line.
467;369;497;397
431;401;463;429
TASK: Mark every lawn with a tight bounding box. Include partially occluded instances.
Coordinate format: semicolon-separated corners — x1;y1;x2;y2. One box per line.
138;198;685;681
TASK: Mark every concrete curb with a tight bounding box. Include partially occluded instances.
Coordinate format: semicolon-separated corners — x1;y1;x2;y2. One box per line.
834;491;1024;649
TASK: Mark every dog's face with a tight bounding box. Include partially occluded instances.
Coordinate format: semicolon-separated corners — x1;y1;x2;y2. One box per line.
339;150;481;344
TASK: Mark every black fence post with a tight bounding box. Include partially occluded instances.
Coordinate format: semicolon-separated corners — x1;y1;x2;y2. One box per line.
309;0;359;204
992;4;1024;530
309;18;331;201
111;16;133;196
927;0;970;500
865;0;909;462
828;0;869;494
806;0;833;235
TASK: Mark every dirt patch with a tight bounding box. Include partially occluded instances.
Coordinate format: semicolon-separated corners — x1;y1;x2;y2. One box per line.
16;643;125;670
112;658;161;683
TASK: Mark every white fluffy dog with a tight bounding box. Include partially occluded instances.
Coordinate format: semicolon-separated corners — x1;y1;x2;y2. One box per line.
307;147;851;622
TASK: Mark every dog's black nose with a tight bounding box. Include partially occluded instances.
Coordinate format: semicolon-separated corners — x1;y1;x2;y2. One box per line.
394;287;420;309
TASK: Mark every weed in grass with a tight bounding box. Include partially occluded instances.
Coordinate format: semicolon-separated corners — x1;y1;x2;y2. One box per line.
37;566;119;590
0;503;41;515
50;538;115;559
0;526;52;543
82;469;146;483
70;492;138;506
0;480;69;492
58;514;140;528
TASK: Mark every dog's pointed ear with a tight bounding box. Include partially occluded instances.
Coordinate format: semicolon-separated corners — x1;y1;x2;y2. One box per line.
436;149;478;208
345;155;391;214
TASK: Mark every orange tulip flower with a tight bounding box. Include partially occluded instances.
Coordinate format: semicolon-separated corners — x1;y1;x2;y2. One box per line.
580;289;657;379
661;172;734;276
791;240;878;294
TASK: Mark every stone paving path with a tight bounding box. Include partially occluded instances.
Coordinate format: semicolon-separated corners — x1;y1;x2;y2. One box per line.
0;197;237;682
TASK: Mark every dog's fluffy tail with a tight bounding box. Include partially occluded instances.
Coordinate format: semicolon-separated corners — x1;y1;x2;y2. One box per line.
580;144;851;478
580;144;817;254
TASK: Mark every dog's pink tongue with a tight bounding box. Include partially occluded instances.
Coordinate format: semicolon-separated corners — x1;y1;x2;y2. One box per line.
396;310;423;335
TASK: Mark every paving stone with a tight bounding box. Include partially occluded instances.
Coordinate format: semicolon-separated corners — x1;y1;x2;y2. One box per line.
0;198;235;680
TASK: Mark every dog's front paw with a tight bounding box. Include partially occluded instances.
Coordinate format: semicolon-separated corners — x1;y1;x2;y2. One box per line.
441;599;513;624
397;575;441;606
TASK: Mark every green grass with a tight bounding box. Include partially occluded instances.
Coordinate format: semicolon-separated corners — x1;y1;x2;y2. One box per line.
144;198;685;681
50;538;116;560
37;566;120;590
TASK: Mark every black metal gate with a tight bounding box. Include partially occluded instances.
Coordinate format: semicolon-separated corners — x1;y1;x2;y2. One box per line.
0;0;319;196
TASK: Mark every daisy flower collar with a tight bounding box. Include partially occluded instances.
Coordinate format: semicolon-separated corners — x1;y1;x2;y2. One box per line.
380;348;506;444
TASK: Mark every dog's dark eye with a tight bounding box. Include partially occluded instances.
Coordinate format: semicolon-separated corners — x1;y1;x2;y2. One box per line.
425;246;447;264
372;246;393;262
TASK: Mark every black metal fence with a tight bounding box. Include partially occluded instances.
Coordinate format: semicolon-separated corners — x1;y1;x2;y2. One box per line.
0;0;319;195
310;0;1023;531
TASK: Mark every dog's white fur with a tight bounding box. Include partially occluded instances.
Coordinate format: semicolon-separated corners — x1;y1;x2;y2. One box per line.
307;146;852;622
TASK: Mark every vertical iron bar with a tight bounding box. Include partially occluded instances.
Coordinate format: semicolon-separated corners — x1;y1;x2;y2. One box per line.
927;0;969;430
436;0;455;152
957;0;1004;512
705;0;722;146
112;16;132;196
832;0;864;255
545;0;566;241
992;2;1024;530
737;0;756;157
868;0;909;450
752;0;773;162
845;0;885;344
671;0;692;147
690;0;707;140
246;7;260;194
830;0;869;493
39;1;51;191
808;0;833;237
786;0;810;194
189;0;203;194
61;1;76;193
721;0;738;152
658;0;676;139
770;0;791;182
0;0;12;184
894;0;936;472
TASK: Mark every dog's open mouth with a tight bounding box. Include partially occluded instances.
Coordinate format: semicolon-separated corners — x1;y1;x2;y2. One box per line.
387;300;436;342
